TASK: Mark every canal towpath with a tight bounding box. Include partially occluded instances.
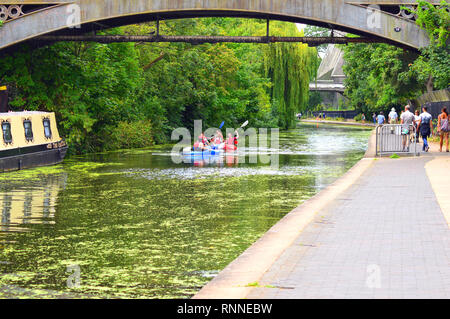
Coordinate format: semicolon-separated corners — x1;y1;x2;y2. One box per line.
194;129;450;299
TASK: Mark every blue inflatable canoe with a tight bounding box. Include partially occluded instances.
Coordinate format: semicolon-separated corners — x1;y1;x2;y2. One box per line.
183;149;223;157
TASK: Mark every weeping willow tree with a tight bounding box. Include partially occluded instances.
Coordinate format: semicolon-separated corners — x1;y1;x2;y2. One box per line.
264;23;319;129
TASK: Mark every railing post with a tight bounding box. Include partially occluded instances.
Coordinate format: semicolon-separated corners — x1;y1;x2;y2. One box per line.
376;126;379;157
156;16;160;37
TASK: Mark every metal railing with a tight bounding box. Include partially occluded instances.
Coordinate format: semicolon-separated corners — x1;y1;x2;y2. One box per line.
376;124;419;157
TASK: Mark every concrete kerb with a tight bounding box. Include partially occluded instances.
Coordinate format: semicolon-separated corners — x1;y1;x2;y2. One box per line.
193;140;375;299
364;129;377;158
425;157;450;227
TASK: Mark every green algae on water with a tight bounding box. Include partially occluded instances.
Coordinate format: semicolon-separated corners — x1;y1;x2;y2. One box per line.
0;124;372;299
0;165;65;182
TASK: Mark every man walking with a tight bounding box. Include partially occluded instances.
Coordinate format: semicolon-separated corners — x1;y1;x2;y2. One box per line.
400;105;415;151
389;108;399;124
388;107;398;134
377;111;386;125
418;106;433;152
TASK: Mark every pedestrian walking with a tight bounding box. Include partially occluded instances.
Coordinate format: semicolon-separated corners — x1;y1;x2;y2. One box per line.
437;107;449;152
418;106;433;152
414;110;421;142
389;108;398;124
372;113;377;124
400;105;415;151
388;108;398;134
377;111;385;125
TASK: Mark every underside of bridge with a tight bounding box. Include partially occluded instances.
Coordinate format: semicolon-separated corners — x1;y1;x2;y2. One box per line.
0;1;435;52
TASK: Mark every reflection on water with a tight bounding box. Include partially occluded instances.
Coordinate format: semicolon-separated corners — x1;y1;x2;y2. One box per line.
0;175;66;235
181;154;240;168
0;123;372;298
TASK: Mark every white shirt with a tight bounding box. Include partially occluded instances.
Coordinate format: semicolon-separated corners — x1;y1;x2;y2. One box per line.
401;110;415;128
414;115;420;124
389;111;398;120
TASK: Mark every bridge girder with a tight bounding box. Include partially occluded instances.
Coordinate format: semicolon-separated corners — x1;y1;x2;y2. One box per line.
0;0;432;52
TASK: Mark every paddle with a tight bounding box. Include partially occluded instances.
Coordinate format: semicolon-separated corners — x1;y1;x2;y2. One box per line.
226;120;248;152
234;120;248;135
229;120;248;138
240;120;249;129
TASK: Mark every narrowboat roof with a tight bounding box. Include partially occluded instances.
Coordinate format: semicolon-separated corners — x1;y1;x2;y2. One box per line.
0;111;53;117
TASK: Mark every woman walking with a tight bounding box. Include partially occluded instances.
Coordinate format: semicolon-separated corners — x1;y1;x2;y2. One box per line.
414;110;421;142
418;106;433;152
437;107;450;152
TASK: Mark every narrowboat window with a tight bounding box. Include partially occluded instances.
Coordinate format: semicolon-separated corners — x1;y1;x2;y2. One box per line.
1;121;12;144
23;120;33;141
43;118;52;139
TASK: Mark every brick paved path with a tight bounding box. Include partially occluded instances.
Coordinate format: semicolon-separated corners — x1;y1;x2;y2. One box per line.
248;158;450;299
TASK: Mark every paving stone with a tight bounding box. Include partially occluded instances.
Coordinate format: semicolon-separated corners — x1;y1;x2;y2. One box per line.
250;158;450;299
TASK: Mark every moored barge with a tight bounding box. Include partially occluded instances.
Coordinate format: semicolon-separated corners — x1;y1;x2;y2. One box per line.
0;111;68;172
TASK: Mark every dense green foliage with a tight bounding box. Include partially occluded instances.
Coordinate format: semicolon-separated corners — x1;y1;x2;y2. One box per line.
406;0;450;91
0;18;318;154
406;0;449;47
342;1;449;117
410;45;450;91
342;43;422;115
264;24;318;129
109;120;154;151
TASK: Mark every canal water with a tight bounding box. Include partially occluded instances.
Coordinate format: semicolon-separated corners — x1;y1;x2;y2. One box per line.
0;123;371;298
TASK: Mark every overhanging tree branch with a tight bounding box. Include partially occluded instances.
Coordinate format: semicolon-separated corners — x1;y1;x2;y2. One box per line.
143;52;167;71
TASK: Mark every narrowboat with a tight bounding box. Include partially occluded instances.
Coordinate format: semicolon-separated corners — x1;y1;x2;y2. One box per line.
0;111;68;172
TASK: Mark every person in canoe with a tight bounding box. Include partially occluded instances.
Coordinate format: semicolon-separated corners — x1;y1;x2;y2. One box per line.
210;130;225;150
225;131;239;152
193;133;210;152
233;131;239;150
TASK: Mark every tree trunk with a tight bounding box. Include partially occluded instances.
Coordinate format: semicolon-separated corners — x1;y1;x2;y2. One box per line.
426;75;434;93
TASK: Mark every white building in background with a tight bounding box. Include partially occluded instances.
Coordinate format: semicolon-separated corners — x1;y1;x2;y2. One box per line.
309;44;349;109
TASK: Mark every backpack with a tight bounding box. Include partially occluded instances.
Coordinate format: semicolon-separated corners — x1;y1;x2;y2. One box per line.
441;117;449;132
